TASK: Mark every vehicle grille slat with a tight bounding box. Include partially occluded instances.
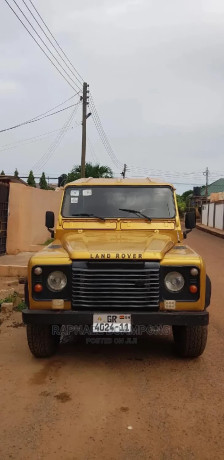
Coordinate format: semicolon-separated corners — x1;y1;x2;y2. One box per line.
71;282;159;288
72;262;160;310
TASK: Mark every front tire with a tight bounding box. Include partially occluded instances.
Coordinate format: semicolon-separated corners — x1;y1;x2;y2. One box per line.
173;325;208;358
26;324;60;358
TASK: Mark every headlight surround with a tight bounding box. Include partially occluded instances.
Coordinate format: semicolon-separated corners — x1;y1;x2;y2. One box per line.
47;271;67;292
164;271;185;292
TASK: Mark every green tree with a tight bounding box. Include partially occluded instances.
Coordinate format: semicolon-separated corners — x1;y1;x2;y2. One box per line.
0;170;5;175
176;190;193;216
176;195;186;217
181;189;193;202
39;172;48;190
14;168;19;178
27;170;36;188
66;162;113;183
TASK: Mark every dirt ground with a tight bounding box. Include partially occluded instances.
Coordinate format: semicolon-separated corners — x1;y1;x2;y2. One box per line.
0;229;224;460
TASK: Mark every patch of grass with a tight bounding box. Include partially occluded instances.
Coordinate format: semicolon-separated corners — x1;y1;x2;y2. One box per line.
0;292;26;312
14;300;26;312
0;293;17;306
0;293;17;312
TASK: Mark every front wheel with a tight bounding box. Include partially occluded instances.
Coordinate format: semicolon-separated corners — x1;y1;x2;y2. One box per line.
172;325;208;358
26;324;60;358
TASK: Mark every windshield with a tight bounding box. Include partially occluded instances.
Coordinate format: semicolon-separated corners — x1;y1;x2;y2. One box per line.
62;186;176;219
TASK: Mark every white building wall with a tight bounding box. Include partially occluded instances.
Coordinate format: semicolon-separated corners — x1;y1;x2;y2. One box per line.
208;203;215;227
214;203;224;230
202;204;208;226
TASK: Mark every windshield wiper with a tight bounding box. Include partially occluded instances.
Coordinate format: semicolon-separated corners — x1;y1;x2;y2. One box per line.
72;213;105;221
119;208;152;222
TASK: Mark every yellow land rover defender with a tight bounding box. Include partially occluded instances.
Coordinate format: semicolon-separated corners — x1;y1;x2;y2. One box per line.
22;178;211;358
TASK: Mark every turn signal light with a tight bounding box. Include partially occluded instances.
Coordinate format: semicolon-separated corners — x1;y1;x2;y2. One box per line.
189;285;198;294
34;283;43;293
34;266;42;275
190;268;199;276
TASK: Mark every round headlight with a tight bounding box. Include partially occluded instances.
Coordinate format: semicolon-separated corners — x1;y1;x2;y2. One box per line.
47;271;67;292
165;271;185;292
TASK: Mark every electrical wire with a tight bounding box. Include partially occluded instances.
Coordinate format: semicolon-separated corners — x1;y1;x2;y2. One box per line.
32;105;79;171
87;135;99;164
5;0;223;183
0;101;80;134
32;104;80;171
5;1;124;172
89;95;122;169
21;0;121;171
4;0;80;92
27;0;84;84
127;166;224;180
90;99;120;167
28;93;80;121
22;0;83;88
11;0;82;91
0;126;78;153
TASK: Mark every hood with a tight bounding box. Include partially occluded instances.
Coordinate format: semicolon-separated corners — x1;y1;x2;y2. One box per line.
61;230;175;260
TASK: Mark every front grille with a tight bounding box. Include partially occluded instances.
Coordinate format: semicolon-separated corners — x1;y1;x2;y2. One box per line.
72;261;160;310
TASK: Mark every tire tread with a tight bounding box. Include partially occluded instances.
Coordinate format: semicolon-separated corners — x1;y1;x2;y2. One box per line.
173;325;207;358
27;324;59;358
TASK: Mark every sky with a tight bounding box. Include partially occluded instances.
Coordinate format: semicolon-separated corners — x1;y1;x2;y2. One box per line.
1;0;224;193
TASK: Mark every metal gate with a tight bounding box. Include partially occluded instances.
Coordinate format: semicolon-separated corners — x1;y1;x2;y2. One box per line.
0;182;9;254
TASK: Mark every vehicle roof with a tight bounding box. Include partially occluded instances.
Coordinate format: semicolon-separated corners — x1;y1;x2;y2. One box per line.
65;177;174;188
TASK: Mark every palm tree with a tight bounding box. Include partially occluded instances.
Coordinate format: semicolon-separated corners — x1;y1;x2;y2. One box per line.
66;163;113;183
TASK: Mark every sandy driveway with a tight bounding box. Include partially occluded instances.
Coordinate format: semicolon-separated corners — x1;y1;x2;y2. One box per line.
0;229;224;460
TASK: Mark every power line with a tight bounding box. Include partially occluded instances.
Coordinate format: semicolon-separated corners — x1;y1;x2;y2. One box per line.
28;93;80;121
5;0;116;171
126;166;224;180
89;95;122;169
32;105;79;171
11;0;82;91
90;98;120;167
20;0;83;90
4;0;80;92
127;166;206;176
27;0;84;83
0;126;77;153
87;135;99;163
4;0;124;172
24;0;83;87
6;0;222;182
0;101;80;134
32;104;80;171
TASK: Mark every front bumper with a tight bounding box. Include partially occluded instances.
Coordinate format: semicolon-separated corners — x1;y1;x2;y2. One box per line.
22;309;209;327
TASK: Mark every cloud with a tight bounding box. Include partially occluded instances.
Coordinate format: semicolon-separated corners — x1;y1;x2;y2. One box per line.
1;0;224;193
0;79;21;96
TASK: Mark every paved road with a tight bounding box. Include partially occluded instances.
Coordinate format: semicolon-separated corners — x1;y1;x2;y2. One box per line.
0;229;224;460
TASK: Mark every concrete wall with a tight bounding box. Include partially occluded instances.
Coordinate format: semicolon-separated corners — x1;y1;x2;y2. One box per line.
214;203;224;230
202;201;224;231
208;203;214;227
7;183;63;254
202;204;208;226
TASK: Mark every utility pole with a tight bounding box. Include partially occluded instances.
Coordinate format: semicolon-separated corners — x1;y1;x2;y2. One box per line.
203;167;209;202
121;164;127;178
81;82;89;178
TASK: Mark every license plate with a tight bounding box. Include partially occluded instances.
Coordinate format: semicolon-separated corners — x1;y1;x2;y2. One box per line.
93;313;131;333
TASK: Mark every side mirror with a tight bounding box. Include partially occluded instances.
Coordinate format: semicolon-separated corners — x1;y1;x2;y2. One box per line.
185;211;196;229
183;211;196;238
45;211;55;237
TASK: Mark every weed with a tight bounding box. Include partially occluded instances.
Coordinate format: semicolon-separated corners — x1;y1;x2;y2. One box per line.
0;292;17;306
14;300;26;312
43;238;54;246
